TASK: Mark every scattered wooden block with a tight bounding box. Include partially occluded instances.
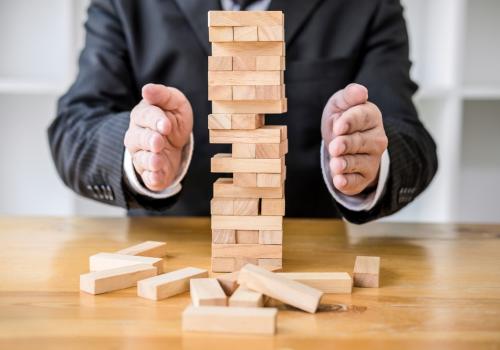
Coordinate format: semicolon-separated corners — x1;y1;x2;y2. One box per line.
209;26;233;42
208;85;232;100
229;286;264;307
277;272;352;294
232;143;256;158
115;241;167;258
80;264;157;295
231;114;264;129
237;264;323;313
233;26;258;41
89;253;163;273
233;198;259;215
211;42;285;57
211;153;283;174
259;230;283;244
212;244;282;259
208;56;232;71
353;256;380;288
256;56;286;70
208;71;283;86
216;271;240;295
208;11;284;27
233;172;257;187
258;25;284;41
212;229;236;244
212;99;287;114
210;125;287;144
213;178;284;199
208;114;232;129
182;305;277;335
261;198;285;215
233;56;256;70
256;139;288;158
212;215;282;231
137;267;208;300
235;230;259;244
190;278;227;306
257;173;283;188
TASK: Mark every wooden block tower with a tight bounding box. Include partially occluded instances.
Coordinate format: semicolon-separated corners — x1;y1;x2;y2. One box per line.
208;11;287;272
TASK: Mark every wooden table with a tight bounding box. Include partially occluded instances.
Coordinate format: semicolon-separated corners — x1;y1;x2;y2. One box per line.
0;217;499;349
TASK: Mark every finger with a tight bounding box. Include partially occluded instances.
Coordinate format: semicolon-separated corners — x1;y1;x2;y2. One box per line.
334;103;380;135
132;104;171;135
330;154;376;176
329;129;387;157
142;84;191;115
333;173;367;196
124;126;165;153
132;151;167;172
142;170;169;192
325;83;369;115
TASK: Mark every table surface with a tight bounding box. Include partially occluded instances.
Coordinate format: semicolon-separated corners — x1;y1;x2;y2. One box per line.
0;217;499;349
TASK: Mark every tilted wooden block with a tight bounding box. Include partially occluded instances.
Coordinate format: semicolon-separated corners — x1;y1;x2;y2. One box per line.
233;173;257;187
277;272;353;294
236;230;259;244
258;25;285;41
80;264;157;295
208;11;284;27
209;26;233;42
137;267;208;300
212;243;282;259
229;286;264;307
233;56;256;70
211;153;283;174
256;139;288;158
208;85;232;101
212;42;285;57
237;264;323;313
259;230;283;244
213;178;284;199
208;71;283;86
216;270;240;296
353;256;380;288
208;56;233;71
212;229;236;244
190;278;227;306
212;99;287;114
210;125;287;144
211;215;282;231
115;241;167;258
257;173;284;188
182;305;277;335
89;253;163;273
233;26;258;41
232;143;256;158
256;56;286;70
261;198;285;216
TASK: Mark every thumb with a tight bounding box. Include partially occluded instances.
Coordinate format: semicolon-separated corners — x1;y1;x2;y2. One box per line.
326;83;369;115
142;83;190;113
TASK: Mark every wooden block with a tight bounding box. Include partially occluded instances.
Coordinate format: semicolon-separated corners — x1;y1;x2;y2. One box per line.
259;230;283;244
257;173;283;188
353;256;380;288
236;230;259;244
256;56;285;70
89;253;163;273
258;258;283;271
255;85;285;100
238;264;323;313
212;42;285;57
208;11;284;27
190;278;228;306
211;153;283;174
213;178;284;199
229;286;264;307
233;56;256;70
233;199;259;215
209;27;233;42
210;125;287;144
80;264;157;295
212;215;282;231
208;114;231;129
212;257;259;273
182;305;277;335
233;26;258;41
210;198;234;215
115;241;167;258
212;244;282;259
258;26;284;41
212;99;287;114
216;271;240;295
208;71;283;86
261;198;285;216
232;85;256;100
208;56;233;71
212;229;236;244
232;143;256;158
256;139;288;158
233;172;257;187
137;267;208;300
208;86;232;101
232;114;264;129
277;272;353;294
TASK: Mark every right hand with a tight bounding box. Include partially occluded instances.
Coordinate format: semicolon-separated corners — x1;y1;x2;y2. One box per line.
124;84;193;192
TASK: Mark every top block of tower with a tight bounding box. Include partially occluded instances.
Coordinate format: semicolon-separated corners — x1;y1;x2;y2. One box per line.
208;11;284;27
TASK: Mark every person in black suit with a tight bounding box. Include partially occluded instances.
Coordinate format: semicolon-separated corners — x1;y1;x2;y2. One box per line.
48;0;438;224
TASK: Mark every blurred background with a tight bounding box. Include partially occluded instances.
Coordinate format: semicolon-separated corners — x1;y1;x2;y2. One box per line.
0;0;498;223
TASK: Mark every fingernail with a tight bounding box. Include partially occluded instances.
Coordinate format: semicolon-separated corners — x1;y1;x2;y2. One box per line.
156;119;167;134
338;142;346;154
342;159;347;170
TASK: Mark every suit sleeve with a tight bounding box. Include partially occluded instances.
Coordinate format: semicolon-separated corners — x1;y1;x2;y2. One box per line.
47;0;179;211
335;0;438;224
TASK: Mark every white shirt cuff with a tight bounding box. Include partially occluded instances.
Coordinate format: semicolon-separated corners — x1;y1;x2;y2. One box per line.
123;133;194;199
320;141;390;211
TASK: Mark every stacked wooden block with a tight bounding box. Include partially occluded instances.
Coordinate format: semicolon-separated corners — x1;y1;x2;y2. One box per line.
208;11;287;273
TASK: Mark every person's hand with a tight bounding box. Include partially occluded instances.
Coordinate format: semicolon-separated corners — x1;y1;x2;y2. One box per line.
321;83;388;196
124;83;193;192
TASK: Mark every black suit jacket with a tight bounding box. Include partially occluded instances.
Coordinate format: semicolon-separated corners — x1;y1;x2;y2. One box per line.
48;0;438;223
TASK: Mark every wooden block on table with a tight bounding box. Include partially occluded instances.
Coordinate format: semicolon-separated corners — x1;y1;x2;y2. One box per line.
237;264;323;313
209;26;233;42
89;253;163;273
211;153;283;174
212;99;287;114
208;114;232;130
233;172;257;187
256;56;286;70
261;198;285;215
234;198;259;215
235;230;259;244
182;305;277;335
229;286;264;307
137;267;208;300
208;71;283;86
214;178;284;199
212;215;282;231
216;271;240;296
231;114;264;129
233;26;258;41
208;11;284;27
190;278;228;306
208;56;233;71
353;256;380;288
212;244;282;259
277;272;353;294
233;56;256;70
80;264;157;295
115;241;167;258
256;139;288;158
208;85;232;100
211;42;285;57
232;143;256;158
257;173;283;188
258;25;285;41
212;229;236;244
210;125;287;144
259;230;283;244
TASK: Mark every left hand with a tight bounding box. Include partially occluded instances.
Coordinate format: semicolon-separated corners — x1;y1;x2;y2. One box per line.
321;83;388;196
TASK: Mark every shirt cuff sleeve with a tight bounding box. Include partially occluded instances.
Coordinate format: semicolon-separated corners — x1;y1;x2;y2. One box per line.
123;133;194;199
320;140;390;211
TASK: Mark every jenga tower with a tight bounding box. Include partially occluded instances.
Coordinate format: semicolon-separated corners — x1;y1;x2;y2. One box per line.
207;11;287;272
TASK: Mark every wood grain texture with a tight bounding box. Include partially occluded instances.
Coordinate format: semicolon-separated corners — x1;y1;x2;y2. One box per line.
212;99;287;114
277;272;353;294
210;125;286;144
256;55;286;70
189;278;227;306
209;27;233;42
211;153;283;174
229;286;264;307
115;241;167;258
208;71;283;86
208;11;283;27
258;26;285;41
212;244;282;259
89;253;163;273
211;42;285;57
353;256;380;288
233;26;258;41
213;178;284;199
211;215;283;231
208;56;232;71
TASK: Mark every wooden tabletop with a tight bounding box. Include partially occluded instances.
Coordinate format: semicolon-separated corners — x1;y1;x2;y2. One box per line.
0;217;499;349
